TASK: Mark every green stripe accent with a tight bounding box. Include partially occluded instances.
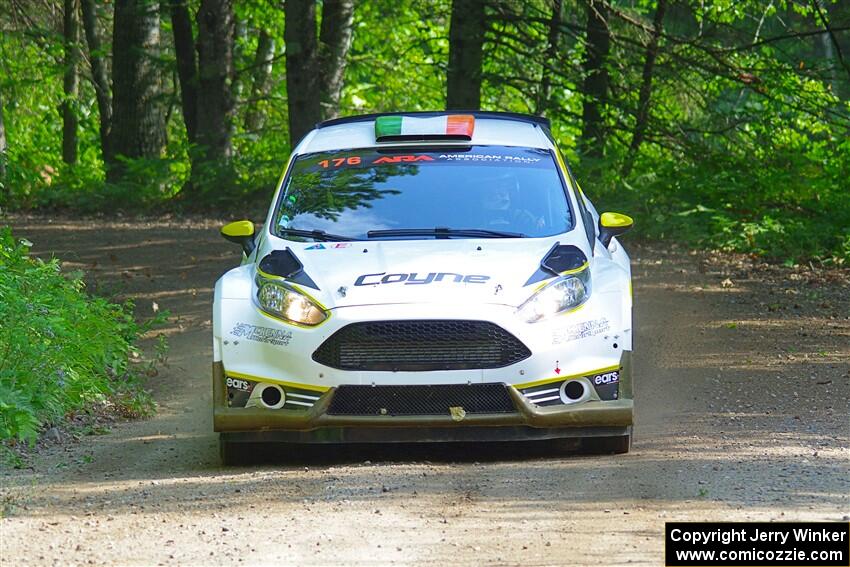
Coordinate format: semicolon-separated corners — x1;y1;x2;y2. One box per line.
375;115;403;138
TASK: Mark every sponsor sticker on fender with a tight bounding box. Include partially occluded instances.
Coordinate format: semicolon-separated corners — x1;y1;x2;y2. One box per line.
552;318;610;344
230;323;293;346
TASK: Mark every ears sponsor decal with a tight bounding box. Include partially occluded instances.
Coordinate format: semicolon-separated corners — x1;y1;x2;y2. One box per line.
305;243;326;250
226;377;251;391
592;370;619;385
225;375;258;407
225;374;322;409
590;369;620;400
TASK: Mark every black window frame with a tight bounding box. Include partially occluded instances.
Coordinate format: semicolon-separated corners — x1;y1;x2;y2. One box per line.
561;160;596;251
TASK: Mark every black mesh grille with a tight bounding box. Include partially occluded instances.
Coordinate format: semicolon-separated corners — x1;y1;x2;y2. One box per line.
312;320;531;371
327;384;516;416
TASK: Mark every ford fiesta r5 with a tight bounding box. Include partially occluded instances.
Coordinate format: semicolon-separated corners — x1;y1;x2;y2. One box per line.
213;112;635;464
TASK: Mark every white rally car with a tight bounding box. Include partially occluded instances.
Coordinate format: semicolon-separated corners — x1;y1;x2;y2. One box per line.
214;112;634;464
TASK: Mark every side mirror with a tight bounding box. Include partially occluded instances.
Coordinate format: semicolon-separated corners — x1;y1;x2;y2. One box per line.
598;212;633;248
221;220;256;256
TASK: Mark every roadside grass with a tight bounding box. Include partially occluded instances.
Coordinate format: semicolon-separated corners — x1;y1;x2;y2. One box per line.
0;226;165;460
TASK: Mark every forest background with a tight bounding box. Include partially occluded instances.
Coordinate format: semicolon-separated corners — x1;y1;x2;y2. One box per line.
1;0;848;263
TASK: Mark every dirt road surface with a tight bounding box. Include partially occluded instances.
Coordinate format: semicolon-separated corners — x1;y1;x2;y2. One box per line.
2;216;848;566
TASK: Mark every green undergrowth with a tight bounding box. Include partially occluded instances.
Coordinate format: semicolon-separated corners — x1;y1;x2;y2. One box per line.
0;227;164;446
586;142;850;266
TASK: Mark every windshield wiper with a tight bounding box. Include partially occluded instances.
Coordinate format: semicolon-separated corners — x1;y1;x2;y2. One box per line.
366;227;526;239
278;228;356;241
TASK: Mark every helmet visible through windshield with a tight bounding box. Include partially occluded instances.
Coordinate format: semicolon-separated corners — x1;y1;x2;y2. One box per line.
274;146;574;240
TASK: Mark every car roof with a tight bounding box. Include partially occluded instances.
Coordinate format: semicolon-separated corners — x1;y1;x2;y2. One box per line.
294;111;556;155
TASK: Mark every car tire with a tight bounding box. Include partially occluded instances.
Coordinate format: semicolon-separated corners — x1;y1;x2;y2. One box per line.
219;434;254;466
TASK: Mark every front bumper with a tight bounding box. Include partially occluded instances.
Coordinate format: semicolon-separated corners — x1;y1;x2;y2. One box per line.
212;360;633;443
213;284;634;443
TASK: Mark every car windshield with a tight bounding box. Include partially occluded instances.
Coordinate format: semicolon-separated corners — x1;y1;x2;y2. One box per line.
273;146;573;240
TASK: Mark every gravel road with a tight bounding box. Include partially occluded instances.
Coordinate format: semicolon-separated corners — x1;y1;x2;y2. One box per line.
2;217;848;566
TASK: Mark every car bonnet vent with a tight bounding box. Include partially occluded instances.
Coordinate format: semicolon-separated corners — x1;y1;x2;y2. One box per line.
524;243;587;286
258;248;319;290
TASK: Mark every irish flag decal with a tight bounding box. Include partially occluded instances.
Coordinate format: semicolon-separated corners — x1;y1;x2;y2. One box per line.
375;115;475;141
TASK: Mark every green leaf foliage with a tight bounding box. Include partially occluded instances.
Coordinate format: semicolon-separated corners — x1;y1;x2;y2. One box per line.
0;227;157;443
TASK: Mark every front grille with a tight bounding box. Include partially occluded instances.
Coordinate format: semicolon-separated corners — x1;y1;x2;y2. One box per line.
327;384;516;416
312;320;531;371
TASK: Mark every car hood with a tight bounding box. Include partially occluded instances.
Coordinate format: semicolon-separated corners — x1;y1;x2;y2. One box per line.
261;235;590;309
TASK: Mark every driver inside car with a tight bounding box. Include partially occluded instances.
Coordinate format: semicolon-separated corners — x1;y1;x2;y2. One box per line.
479;172;546;233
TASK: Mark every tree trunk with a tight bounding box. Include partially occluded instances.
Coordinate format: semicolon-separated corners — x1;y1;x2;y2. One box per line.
169;0;198;145
446;0;486;110
821;27;837;91
813;0;850;85
109;0;166;182
536;0;563;116
194;0;235;188
0;89;7;185
622;0;666;177
580;0;610;159
244;30;276;133
62;0;80;165
824;0;849;100
285;0;320;146
317;0;355;120
80;0;112;163
285;0;355;145
231;16;248;103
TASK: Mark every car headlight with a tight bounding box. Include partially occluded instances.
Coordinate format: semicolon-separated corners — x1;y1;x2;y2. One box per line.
516;268;591;323
256;279;328;326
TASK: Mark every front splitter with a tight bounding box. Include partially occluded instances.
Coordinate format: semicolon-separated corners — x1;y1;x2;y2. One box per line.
221;425;631;444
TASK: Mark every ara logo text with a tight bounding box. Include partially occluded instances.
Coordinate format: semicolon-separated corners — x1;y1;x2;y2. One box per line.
373;155;435;164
